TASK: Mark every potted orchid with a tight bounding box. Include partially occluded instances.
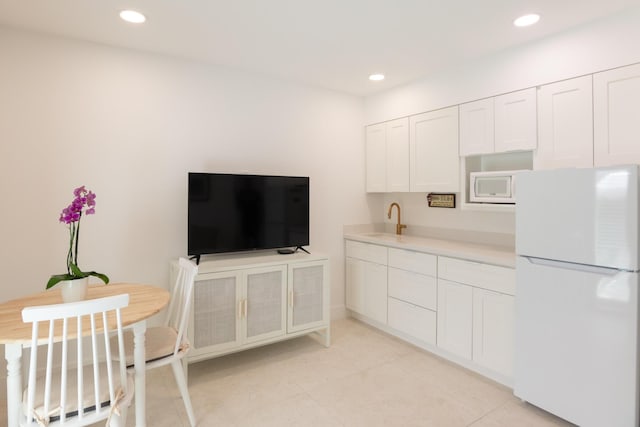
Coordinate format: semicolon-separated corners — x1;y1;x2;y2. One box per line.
47;186;109;301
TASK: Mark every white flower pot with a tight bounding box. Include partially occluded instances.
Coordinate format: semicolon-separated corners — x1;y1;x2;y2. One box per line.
59;277;89;303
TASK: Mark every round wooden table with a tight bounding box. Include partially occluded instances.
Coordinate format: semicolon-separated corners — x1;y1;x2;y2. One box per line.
0;283;170;427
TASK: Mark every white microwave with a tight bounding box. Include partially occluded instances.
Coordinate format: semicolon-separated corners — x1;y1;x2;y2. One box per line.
469;170;522;204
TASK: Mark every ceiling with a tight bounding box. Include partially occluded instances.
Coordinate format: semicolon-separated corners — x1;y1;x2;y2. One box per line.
0;0;637;96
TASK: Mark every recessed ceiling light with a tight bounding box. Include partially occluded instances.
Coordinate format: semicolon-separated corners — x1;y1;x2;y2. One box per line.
514;14;540;27
369;74;385;81
120;10;146;24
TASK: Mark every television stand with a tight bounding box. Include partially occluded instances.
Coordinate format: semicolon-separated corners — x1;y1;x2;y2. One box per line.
170;251;330;366
189;254;201;265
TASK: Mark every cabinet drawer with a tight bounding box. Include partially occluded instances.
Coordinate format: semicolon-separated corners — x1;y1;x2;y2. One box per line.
388;248;436;276
438;257;515;295
388;297;436;345
345;240;387;265
388;267;437;310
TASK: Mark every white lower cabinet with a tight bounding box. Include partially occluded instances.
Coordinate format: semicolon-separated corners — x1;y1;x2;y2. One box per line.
345;257;388;325
192;265;286;354
288;260;330;333
245;266;288;344
345;240;388;325
345;239;516;384
365;262;388;324
192;270;242;352
436;279;473;359
438;256;515;378
181;253;330;363
472;288;515;377
345;256;365;314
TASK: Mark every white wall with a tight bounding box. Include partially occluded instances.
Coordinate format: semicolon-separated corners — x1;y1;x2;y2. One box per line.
0;27;370;313
365;6;640;124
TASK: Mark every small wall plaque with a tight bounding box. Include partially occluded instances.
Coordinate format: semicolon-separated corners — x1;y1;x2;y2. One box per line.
427;193;456;208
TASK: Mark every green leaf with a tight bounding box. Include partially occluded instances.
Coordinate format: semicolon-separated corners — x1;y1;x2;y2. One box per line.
46;273;74;289
50;263;109;289
86;271;110;285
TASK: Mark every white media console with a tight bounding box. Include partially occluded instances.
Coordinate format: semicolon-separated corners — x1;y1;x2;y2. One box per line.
170;251;330;364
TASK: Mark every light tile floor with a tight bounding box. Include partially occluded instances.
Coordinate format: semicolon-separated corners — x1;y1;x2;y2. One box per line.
1;318;574;427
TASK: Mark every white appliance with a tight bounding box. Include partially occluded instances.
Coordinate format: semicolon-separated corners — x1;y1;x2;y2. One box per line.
469;170;520;203
514;165;639;427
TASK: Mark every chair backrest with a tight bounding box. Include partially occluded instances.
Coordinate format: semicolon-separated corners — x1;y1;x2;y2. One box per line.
21;294;130;426
165;258;198;356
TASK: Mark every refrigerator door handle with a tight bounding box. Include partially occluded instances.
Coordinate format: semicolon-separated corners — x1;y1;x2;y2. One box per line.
522;256;621;276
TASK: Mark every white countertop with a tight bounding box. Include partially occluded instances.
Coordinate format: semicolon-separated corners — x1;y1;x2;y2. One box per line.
344;232;516;268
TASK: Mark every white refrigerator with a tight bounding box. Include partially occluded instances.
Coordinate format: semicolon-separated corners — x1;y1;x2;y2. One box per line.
514;165;639;427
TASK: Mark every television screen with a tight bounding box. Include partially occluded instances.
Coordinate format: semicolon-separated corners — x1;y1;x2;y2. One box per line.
188;173;309;256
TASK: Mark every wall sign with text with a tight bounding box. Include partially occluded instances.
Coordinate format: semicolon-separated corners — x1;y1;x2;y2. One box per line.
427;193;456;208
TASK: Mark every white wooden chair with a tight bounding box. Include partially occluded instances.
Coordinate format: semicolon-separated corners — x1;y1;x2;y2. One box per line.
20;294;133;427
112;257;198;426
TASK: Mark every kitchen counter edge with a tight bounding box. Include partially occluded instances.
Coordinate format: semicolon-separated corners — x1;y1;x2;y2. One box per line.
344;233;516;269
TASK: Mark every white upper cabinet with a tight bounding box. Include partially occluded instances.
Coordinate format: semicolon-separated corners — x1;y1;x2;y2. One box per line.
494;88;537;153
409;106;460;193
365;118;409;193
460;89;536;157
594;63;640;166
459;98;495;156
365;123;387;192
536;75;594;169
386;118;410;192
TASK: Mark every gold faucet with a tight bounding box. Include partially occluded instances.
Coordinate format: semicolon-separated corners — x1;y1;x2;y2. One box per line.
387;202;407;235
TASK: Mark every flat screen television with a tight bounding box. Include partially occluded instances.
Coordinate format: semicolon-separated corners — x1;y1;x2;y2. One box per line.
188;173;309;260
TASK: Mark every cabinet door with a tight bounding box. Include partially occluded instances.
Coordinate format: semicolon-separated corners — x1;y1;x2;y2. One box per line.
365;261;388;324
191;271;242;353
536;76;593;169
346;257;365;315
245;266;287;344
366;123;387;192
494;88;537;153
473;288;515;377
410;106;460;192
594;63;640;166
386;118;410;192
288;260;329;333
437;279;473;359
459;98;495;156
346;257;387;323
